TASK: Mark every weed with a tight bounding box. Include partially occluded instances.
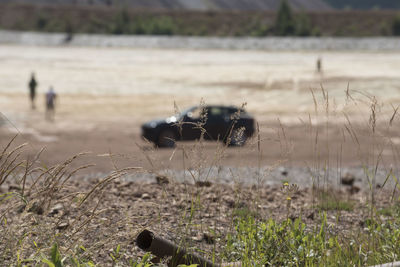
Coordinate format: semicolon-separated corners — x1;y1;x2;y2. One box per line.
317;190;354;211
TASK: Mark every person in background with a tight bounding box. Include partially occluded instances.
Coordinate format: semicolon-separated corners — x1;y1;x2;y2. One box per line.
45;86;57;121
28;73;37;109
316;57;322;73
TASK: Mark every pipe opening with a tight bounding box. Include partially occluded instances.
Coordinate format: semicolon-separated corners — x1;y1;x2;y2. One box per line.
136;229;154;250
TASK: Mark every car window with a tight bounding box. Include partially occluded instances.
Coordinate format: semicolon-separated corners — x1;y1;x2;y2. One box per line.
209;107;223;117
227;108;239;114
187;107;204;120
187;108;201;119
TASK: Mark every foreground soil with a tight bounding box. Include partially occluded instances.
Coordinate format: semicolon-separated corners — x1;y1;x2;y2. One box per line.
0;170;396;265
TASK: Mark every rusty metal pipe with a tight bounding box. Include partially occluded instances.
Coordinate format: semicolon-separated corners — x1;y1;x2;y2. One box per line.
136;229;219;267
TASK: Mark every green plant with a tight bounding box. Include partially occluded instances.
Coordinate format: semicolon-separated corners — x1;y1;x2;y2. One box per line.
109;244;121;264
317;190;354;211
129;252;153;266
42;243;63;267
223;214;333;266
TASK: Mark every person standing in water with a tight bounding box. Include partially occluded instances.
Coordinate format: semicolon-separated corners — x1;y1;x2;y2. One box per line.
28;73;38;109
45;86;57;121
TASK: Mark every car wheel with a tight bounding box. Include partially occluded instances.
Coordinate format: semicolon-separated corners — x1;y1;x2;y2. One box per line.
225;128;247;146
157;129;177;148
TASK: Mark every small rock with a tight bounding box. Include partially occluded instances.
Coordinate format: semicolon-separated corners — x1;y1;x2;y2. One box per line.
110;188;120;196
205;193;218;202
224;196;235;208
121;181;133;188
196;181;212;187
203;233;215;244
192;233;203;242
49;203;63;216
349;185;360;194
8;184;21;191
156;175;170;185
141;193;151;200
57;221;69;230
28;202;43;215
341;173;355;186
133;192;142;198
279;167;288;177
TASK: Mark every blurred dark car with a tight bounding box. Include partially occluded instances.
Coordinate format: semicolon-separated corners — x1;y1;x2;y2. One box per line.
141;105;255;147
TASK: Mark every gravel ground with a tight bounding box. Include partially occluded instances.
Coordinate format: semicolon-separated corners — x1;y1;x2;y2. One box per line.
2;30;400;51
76;165;398;191
0;170;396;265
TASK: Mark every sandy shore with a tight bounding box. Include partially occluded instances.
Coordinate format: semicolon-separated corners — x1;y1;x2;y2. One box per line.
1;45;400;187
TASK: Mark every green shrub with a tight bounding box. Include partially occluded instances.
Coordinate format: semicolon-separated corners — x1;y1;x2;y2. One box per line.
132;16;177;35
392;15;400;36
295;13;312;36
312;26;322;36
223;214;332;266
36;14;48;30
275;0;295;36
112;9;130;34
146;16;176;35
223;213;400;266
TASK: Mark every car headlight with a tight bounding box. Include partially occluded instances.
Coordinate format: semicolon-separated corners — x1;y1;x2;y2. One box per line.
166;116;177;123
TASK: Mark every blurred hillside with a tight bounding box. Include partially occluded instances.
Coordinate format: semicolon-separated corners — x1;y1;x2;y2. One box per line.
1;1;400;37
324;0;400;10
2;0;400;10
0;0;332;10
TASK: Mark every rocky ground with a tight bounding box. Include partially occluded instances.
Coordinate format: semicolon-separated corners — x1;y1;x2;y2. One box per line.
0;166;397;265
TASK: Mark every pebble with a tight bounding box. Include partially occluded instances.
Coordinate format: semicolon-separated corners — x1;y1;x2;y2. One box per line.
141;193;151;200
203;233;215;244
156;175;170;185
133;192;142;198
49;203;63;216
196;181;212;187
8;184;21;191
341;173;356;186
57;221;69;230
